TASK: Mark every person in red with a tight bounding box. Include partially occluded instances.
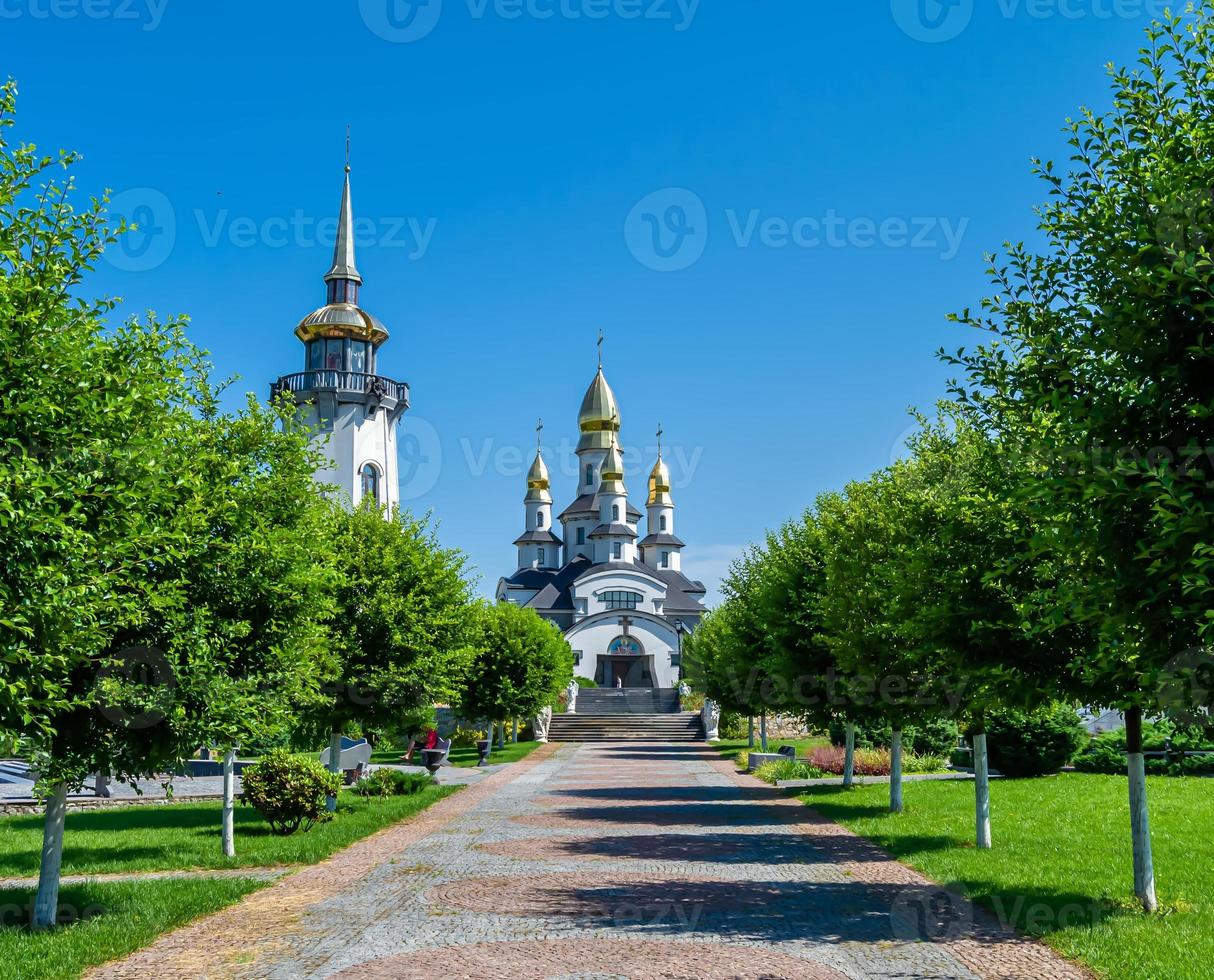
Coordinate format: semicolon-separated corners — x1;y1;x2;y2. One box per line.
401;728;439;763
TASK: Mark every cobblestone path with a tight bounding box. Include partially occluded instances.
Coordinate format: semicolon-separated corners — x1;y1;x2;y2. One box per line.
90;742;1090;979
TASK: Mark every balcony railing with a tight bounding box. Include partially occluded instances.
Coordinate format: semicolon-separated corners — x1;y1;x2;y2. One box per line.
272;371;409;404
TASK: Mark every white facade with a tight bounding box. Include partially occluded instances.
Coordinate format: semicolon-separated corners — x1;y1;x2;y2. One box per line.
497;366;704;689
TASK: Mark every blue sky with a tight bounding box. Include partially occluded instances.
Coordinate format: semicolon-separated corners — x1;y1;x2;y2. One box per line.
6;0;1166;601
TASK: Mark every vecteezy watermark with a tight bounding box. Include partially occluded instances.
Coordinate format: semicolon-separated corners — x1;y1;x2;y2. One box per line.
459;435;703;487
93;645;176;730
399;415;443;502
0;899;106;928
891;0;1170;43
0;0;168;30
624;187;968;271
890;883;1106;943
104;189;437;273
1157;647;1214;726
359;0;699;42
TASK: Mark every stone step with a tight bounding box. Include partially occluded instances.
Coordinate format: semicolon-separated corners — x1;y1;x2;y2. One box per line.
574;688;681;715
548;712;704;742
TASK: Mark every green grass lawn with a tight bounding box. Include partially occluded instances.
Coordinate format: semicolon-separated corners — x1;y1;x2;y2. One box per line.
0;785;455;877
713;736;829;765
799;773;1214;979
369;739;541;768
0;877;268;980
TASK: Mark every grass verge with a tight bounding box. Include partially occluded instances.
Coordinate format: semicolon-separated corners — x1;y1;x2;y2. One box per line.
370;739;541;768
0;785;456;877
0;876;267;980
711;736;829;766
799;773;1214;979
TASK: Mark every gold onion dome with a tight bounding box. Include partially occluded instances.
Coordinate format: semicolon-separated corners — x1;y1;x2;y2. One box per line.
599;437;627;496
295;304;389;345
577;368;620;451
648;455;672;506
525;451;552;503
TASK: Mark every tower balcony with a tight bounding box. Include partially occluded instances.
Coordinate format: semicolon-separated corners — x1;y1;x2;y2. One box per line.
271;370;410;411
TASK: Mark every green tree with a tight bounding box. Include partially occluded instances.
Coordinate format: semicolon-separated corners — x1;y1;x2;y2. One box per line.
945;6;1214;909
311;503;475;807
461;602;573;747
0;82;224;927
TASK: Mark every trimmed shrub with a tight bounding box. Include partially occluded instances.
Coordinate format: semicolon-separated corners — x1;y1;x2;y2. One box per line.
809;745;892;776
1073;723;1214;776
754;759;825;784
573;675;598;688
352;768;436;797
718;711;748;740
241;749;341;835
827;717;960;757
983;703;1087;778
449;726;486;748
903;752;950;774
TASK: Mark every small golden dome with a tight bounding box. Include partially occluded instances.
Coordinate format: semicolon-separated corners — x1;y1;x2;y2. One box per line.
577;368;620;452
648;456;672;506
599;437;626;495
294;303;388;345
525;451;552;504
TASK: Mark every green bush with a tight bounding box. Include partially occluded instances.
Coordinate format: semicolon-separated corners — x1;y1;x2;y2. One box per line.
903;751;951;774
983;703;1087;778
718;711;748;740
754;759;825;784
573;675;598;688
352;768;436;797
1073;723;1214;776
241;749;341;835
449;726;486;748
828;717;960;756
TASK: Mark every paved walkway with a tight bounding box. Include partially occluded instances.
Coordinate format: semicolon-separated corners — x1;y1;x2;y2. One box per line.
90;742;1090;979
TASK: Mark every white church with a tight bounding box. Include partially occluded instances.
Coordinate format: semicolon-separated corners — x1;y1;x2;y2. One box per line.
495;367;707;689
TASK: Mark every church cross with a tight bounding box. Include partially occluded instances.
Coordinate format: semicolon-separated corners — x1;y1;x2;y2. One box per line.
619;615;632;636
656;422;663;456
536;417;544;451
597;329;604;368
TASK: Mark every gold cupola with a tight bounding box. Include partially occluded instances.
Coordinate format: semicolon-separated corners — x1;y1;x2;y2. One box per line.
577;367;621;452
599;434;627;496
524;450;552;504
648;456;672;506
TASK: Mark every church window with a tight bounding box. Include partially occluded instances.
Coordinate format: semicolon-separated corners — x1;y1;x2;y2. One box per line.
308;340;323;371
538;548;546;565
360;462;380;503
537;512;545;527
577;527;585;545
607;635;644;656
613;542;622;560
611;504;620;522
349;341;367;374
325;339;344;371
659;514;668;531
600;590;642;609
585;464;593;486
572;651;583;665
661;550;670;568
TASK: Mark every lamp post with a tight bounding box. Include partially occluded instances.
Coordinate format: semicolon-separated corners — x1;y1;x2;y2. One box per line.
675;620;687;683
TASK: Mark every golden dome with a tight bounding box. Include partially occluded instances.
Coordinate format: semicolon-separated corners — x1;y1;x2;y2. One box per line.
577;368;620;452
599;437;626;495
525;451;552;503
648;455;672;506
294;303;389;345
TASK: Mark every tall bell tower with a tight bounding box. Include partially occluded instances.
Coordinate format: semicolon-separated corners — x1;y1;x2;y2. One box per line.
272;155;408;509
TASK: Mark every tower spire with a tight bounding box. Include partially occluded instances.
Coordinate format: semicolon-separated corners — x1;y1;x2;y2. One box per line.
597;329;604;368
536;417;544;454
656;422;663;458
325;129;361;299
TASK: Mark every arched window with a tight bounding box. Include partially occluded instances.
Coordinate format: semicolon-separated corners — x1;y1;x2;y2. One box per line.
659;514;668;531
585;464;593;485
611;504;620;522
607;634;644;657
600;590;642;609
360;462;380;503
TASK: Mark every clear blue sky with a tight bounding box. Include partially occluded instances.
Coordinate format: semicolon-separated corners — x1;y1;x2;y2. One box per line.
7;0;1163;601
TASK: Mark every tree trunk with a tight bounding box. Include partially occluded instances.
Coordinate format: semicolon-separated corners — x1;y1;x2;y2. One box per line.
511;718;519;743
748;716;755;748
843;722;856;789
1125;707;1158;912
325;729;342;814
889;729;904;813
759;712;768;753
973;732;991;849
33;782;69;929
486;720;494;752
498;720;506;751
221;746;237;858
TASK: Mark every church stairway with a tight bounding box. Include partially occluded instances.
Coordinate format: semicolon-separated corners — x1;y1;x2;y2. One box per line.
548;688;703;741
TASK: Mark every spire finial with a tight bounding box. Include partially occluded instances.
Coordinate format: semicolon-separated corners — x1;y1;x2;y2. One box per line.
597;329;604;368
344;125;351;173
656;422;663;458
536;417;544;453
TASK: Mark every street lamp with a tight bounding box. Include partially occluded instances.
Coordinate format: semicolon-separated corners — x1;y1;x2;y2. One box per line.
674;620;687;683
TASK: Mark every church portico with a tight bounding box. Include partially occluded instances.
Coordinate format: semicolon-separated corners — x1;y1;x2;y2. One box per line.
497;348;705;691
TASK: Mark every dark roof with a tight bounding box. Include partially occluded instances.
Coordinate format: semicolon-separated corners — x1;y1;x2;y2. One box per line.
503;556;593;612
638;532;685;548
559;492;643;523
651;567;708;613
588;522;637;540
512;529;563;546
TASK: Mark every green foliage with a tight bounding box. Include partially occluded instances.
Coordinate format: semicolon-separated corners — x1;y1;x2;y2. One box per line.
718;710;748;740
753;759;825;784
351;768;435;797
573;675;598;688
902;752;951;775
461;602;573;723
1074;723;1214;776
829;717;960;757
983;703;1087;778
240;749;340;835
449;726;486;748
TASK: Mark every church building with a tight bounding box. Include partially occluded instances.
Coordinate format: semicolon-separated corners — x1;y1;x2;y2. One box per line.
496;363;706;688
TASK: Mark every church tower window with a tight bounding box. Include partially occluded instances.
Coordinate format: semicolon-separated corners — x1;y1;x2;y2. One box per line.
661;550;670;568
537;512;545;527
613;542;622;559
660;514;668;531
611;504;620;521
538;547;546;565
360;462;380;503
577;527;585;545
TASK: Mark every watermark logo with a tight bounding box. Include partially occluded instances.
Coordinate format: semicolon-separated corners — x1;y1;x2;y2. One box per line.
105;188;176;272
891;0;973;43
890;884;974;942
360;0;444;42
94;645;176;730
399;415;443;501
624;187;708;272
0;0;168;30
1158;647;1214;726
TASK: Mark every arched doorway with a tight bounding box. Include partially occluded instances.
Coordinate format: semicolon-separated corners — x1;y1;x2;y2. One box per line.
596;634;654;688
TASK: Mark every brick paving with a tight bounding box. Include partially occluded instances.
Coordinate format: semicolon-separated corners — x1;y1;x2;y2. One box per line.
89;741;1093;979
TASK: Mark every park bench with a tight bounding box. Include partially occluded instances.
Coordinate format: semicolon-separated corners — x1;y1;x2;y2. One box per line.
319;737;373;784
